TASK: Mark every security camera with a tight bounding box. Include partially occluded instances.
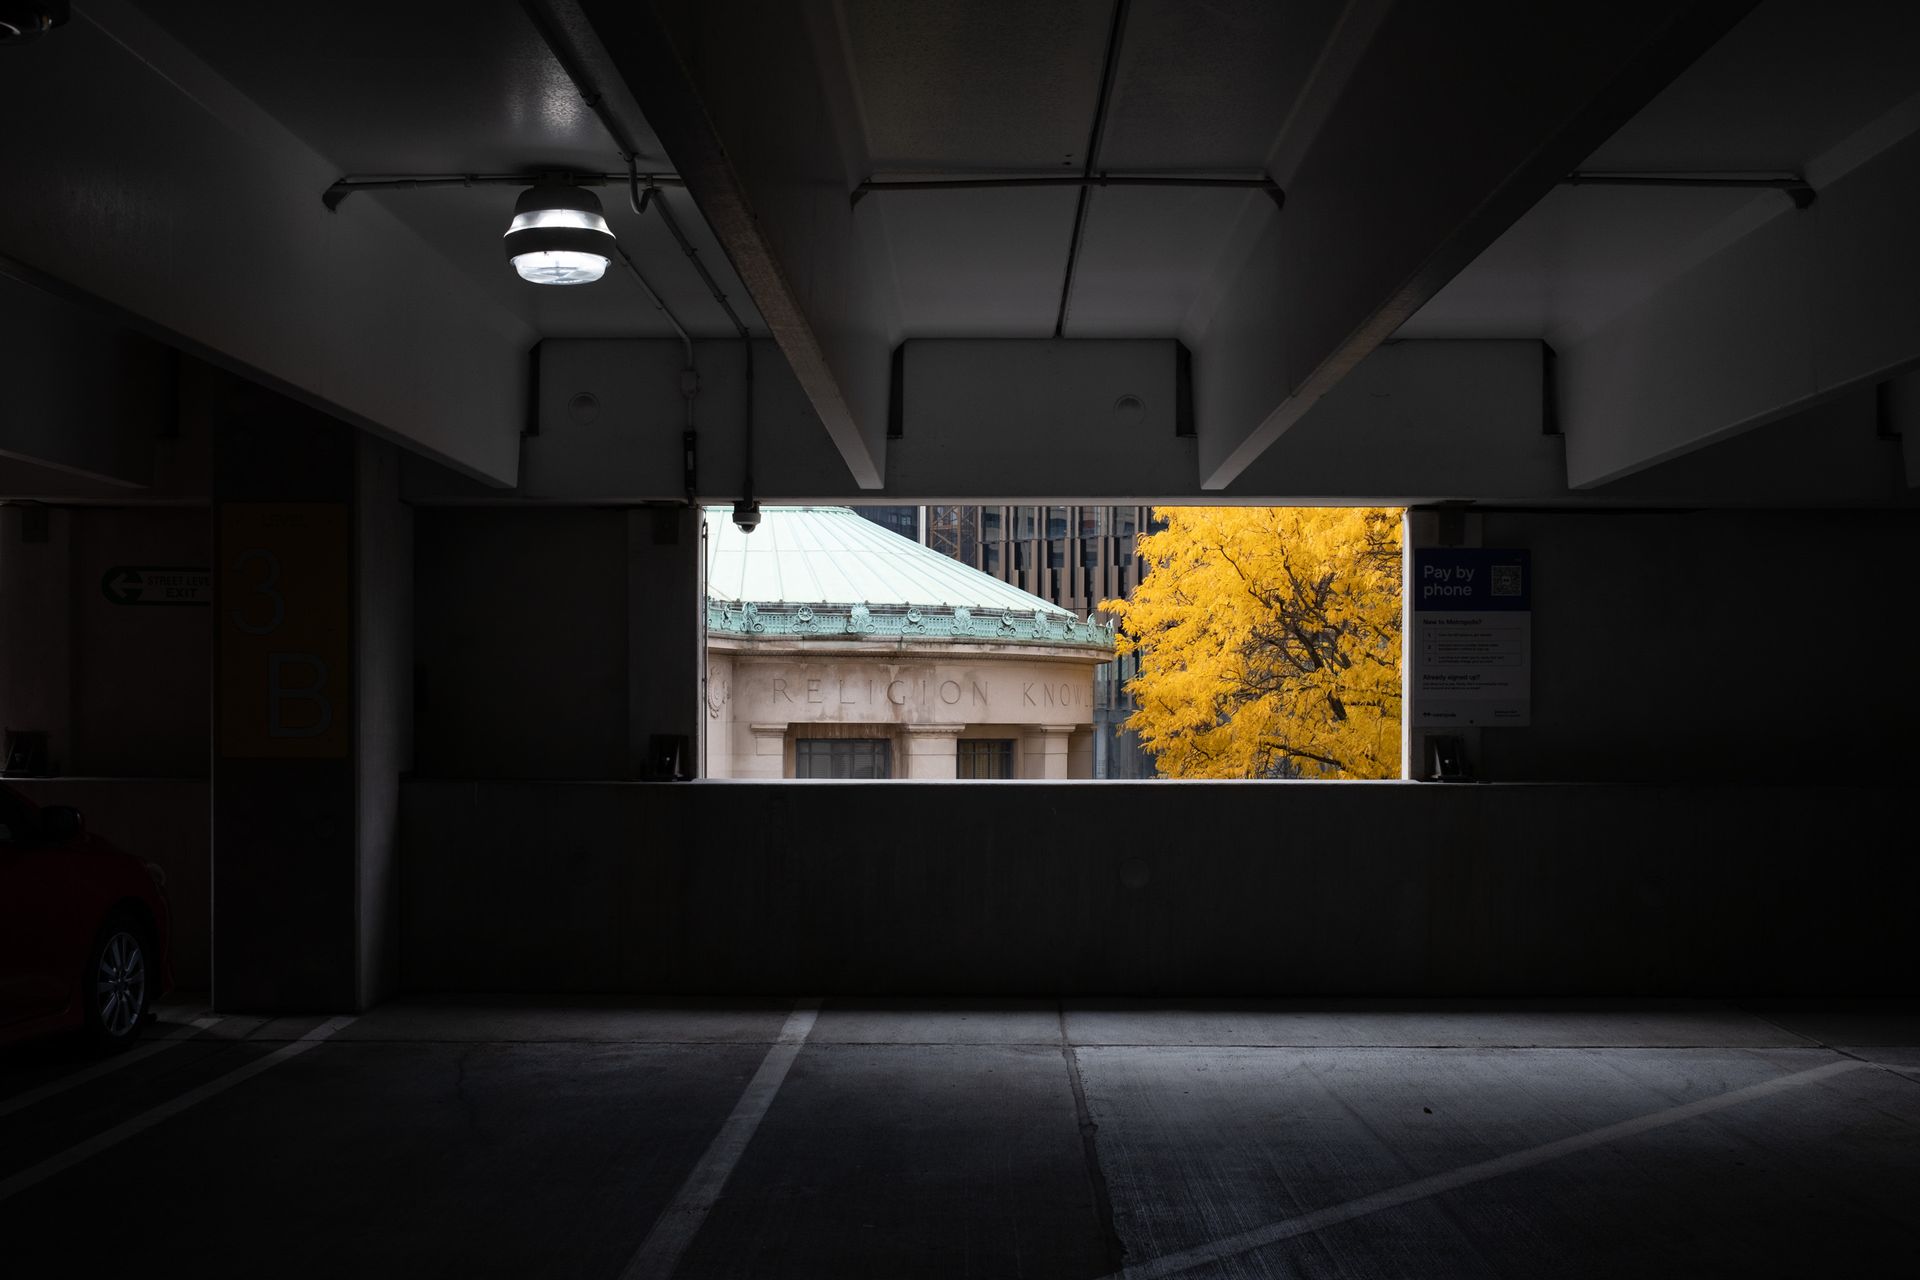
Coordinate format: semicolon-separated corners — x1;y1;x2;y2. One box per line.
731;499;761;534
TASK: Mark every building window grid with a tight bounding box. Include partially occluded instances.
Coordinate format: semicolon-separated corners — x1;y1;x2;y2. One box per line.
796;738;892;779
889;504;1154;615
957;738;1014;779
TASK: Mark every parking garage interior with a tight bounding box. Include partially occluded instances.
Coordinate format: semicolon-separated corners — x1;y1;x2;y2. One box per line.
2;1;1918;1275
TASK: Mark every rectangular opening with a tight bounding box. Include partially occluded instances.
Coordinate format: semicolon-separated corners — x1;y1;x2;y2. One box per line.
796;738;892;779
704;505;1404;781
957;738;1014;779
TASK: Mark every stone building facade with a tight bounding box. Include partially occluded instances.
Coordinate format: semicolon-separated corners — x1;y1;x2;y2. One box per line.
704;507;1114;779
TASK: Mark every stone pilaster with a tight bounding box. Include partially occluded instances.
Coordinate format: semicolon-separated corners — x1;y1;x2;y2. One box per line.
903;723;965;779
1020;724;1074;779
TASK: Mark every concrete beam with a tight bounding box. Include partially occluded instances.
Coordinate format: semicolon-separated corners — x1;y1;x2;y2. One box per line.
1224;341;1558;504
518;338;1198;504
1589;389;1912;508
888;341;1194;500
1888;368;1920;490
0;1;534;486
1194;0;1753;490
1564;126;1920;488
0;276;171;488
422;335;1910;509
574;0;894;488
514;338;847;503
511;338;1548;505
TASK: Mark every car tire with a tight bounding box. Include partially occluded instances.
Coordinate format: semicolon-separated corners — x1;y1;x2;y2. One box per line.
82;914;152;1051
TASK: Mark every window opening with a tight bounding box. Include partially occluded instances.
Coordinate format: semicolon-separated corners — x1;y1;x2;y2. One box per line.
957;739;1014;779
796;738;891;779
705;506;1401;782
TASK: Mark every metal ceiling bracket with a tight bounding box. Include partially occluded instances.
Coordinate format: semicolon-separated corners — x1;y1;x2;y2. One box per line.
321;171;682;212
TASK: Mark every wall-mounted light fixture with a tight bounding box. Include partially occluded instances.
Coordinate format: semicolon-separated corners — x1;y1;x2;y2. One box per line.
503;181;615;285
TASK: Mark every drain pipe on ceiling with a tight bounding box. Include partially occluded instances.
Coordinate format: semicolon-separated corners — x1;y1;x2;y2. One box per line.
519;0;758;526
610;235;698;507
632;168;758;532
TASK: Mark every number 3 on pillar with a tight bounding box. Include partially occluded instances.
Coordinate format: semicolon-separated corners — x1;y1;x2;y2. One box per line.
218;504;350;759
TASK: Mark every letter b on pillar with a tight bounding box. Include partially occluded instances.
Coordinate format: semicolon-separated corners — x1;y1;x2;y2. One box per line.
218;504;350;758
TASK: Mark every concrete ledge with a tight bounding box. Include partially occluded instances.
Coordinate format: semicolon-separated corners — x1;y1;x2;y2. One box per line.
399;781;1916;997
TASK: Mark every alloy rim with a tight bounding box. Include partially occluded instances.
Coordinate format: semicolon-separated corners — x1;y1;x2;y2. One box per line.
96;931;146;1037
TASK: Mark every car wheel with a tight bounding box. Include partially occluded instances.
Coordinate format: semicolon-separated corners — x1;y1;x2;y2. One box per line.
83;917;151;1050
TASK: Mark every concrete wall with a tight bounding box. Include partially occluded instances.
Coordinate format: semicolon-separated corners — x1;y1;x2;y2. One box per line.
1462;509;1920;782
10;779;210;990
400;779;1916;997
0;504;210;777
413;506;700;781
414;508;629;779
355;438;412;1007
0;274;175;487
211;389;358;1011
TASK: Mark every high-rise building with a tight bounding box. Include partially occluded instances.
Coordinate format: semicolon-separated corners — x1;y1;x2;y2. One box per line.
847;505;921;542
860;505;1163;620
855;505;1164;776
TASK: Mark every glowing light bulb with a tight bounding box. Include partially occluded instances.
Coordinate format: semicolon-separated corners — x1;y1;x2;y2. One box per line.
503;183;615;286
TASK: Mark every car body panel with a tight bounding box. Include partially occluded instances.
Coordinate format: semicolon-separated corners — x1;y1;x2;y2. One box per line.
0;785;174;1046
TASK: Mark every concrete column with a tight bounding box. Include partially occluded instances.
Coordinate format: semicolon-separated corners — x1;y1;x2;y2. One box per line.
903;724;964;779
1020;725;1073;779
627;506;701;779
211;379;358;1013
1067;728;1094;779
704;653;734;777
735;723;787;779
354;437;411;1010
0;505;72;772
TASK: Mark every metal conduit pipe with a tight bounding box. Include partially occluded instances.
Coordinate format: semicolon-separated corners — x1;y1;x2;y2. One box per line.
628;164;757;527
320;171;681;211
610;239;699;506
519;0;758;521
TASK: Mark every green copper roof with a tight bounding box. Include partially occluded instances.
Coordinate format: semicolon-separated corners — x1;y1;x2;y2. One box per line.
705;506;1069;615
704;507;1113;651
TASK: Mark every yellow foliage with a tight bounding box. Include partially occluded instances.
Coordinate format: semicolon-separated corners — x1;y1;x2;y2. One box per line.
1101;507;1403;779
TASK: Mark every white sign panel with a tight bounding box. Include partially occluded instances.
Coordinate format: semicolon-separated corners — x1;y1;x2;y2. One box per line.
1413;549;1531;727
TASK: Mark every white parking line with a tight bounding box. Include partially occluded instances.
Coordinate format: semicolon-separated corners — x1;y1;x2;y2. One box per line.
1103;1057;1872;1279
0;1016;222;1121
620;999;821;1279
0;1015;354;1204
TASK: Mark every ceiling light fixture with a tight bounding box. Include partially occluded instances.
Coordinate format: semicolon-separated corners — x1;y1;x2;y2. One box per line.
503;181;614;285
0;1;68;41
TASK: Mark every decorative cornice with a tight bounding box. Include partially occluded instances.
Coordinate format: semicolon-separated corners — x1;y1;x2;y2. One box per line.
707;600;1114;651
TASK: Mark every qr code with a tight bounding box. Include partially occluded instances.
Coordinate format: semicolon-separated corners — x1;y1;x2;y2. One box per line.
1491;564;1523;597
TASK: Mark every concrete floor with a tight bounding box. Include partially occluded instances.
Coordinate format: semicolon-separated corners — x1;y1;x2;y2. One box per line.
2;999;1916;1278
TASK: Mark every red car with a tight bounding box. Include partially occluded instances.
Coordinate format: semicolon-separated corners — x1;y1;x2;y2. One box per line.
0;785;173;1050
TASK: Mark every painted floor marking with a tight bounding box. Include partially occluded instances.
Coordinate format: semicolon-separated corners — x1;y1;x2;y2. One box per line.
1104;1056;1872;1279
0;1015;353;1204
0;1016;222;1121
620;998;821;1279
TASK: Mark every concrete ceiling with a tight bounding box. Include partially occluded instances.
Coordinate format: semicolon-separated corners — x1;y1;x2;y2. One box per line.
3;0;1915;504
836;0;1348;339
139;0;763;342
1402;0;1920;348
581;0;1773;491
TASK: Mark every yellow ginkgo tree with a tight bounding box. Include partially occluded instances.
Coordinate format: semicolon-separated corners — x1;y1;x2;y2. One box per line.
1101;507;1403;779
